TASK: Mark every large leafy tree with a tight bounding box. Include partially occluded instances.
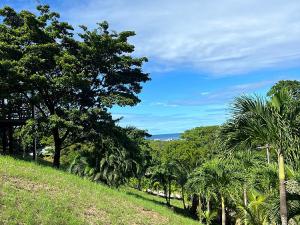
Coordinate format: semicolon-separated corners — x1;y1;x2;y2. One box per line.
0;5;149;167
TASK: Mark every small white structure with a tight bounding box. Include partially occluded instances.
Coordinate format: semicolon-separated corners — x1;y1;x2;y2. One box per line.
37;146;54;157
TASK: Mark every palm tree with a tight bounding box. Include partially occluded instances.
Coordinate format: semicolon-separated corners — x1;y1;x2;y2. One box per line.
149;162;176;206
172;160;189;209
236;189;270;225
221;89;300;225
187;158;240;225
228;150;266;225
235;162;280;224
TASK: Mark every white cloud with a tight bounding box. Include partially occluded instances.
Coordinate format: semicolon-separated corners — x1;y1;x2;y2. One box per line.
170;79;276;106
58;0;300;75
150;102;179;107
201;92;210;96
4;0;300;75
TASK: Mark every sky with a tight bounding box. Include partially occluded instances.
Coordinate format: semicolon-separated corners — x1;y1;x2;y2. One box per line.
2;0;300;134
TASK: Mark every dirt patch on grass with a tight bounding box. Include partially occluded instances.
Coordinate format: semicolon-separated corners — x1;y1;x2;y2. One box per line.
82;202;168;225
104;197;169;224
1;175;59;193
83;205;111;225
122;203;169;225
138;207;169;225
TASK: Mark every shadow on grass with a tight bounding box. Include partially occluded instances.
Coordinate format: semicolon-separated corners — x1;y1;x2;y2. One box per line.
9;153;52;166
125;191;198;220
5;153;68;170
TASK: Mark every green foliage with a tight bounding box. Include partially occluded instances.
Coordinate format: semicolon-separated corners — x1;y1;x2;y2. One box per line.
218;85;300;224
68;126;151;187
147;126;219;208
267;80;300;98
0;4;149;167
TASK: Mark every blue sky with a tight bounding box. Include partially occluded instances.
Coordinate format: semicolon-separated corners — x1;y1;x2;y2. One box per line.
2;0;300;134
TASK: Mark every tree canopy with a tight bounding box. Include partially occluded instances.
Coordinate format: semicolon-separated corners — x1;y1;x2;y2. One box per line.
0;5;150;167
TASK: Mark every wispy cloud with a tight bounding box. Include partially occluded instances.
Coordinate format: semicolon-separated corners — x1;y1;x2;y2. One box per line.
150;102;179;107
4;0;300;76
115;79;277;133
55;0;300;75
170;79;276;106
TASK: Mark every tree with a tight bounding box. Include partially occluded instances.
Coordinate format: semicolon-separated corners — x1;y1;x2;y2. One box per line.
0;5;150;167
267;80;300;99
187;158;241;225
267;80;300;171
148;161;177;206
221;88;300;225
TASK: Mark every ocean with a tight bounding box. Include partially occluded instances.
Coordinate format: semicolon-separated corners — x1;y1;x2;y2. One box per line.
147;133;181;141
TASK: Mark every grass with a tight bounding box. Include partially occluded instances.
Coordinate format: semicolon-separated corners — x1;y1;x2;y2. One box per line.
0;156;199;225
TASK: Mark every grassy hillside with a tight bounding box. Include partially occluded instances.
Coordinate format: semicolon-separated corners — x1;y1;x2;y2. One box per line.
0;156;198;225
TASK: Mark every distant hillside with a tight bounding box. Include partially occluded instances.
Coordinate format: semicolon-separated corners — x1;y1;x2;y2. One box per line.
0;156;198;225
147;133;181;141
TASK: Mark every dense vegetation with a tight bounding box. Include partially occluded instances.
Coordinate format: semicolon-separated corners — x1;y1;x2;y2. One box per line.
1;5;300;225
0;4;149;170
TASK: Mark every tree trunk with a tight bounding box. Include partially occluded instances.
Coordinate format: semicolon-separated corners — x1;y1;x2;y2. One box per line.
138;177;142;191
52;127;61;168
207;199;211;225
243;186;248;225
221;195;226;225
181;185;186;210
164;184;169;205
198;194;203;223
8;125;13;154
207;199;210;213
168;178;171;206
164;185;169;206
266;144;270;164
32;105;36;161
278;152;288;225
190;194;199;216
32;138;37;161
2;128;7;154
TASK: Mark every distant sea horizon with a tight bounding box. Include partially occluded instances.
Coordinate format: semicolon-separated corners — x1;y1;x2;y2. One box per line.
147;133;181;141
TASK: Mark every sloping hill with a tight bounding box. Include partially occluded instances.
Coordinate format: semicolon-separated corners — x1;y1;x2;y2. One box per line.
0;156;198;225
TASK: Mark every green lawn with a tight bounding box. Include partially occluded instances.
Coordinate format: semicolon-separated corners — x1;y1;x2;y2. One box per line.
0;156;199;225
